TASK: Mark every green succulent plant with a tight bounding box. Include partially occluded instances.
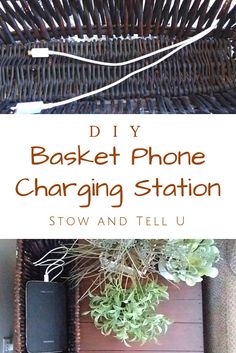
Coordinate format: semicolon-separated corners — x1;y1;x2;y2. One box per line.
159;239;220;286
84;281;171;346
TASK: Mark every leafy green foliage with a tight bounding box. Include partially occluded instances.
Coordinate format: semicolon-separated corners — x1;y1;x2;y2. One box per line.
66;239;166;299
159;239;220;286
85;281;171;346
65;239;219;345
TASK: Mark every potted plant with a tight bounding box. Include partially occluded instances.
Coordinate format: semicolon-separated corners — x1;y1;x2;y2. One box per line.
84;281;171;346
57;239;220;346
158;239;220;286
66;239;166;299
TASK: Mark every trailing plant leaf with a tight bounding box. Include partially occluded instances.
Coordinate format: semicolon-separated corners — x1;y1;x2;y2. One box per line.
86;281;172;346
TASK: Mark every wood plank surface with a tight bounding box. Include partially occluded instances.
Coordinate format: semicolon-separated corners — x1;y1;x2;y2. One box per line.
80;323;204;351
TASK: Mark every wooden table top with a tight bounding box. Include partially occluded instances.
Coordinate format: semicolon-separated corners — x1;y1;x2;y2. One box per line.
79;279;204;353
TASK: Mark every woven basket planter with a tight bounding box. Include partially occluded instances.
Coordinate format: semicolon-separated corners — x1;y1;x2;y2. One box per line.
14;239;80;353
0;0;235;114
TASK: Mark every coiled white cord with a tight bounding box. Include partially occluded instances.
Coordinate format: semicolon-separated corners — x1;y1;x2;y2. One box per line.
33;246;68;282
12;11;222;114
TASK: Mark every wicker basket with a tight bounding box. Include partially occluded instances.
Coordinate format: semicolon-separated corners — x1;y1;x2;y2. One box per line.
14;239;80;353
0;0;235;114
202;240;236;353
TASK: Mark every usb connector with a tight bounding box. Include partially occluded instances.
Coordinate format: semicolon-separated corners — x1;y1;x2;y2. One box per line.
28;48;50;58
44;273;50;282
12;101;45;114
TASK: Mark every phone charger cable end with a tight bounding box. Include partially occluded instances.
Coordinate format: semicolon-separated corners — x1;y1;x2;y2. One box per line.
28;48;50;58
11;101;46;114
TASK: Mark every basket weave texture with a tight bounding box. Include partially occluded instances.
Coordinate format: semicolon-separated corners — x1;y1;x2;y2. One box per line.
0;0;235;114
14;239;80;353
203;239;236;353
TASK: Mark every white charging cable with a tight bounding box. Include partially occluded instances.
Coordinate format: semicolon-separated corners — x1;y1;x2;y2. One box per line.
27;25;212;66
12;13;221;114
33;246;68;282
